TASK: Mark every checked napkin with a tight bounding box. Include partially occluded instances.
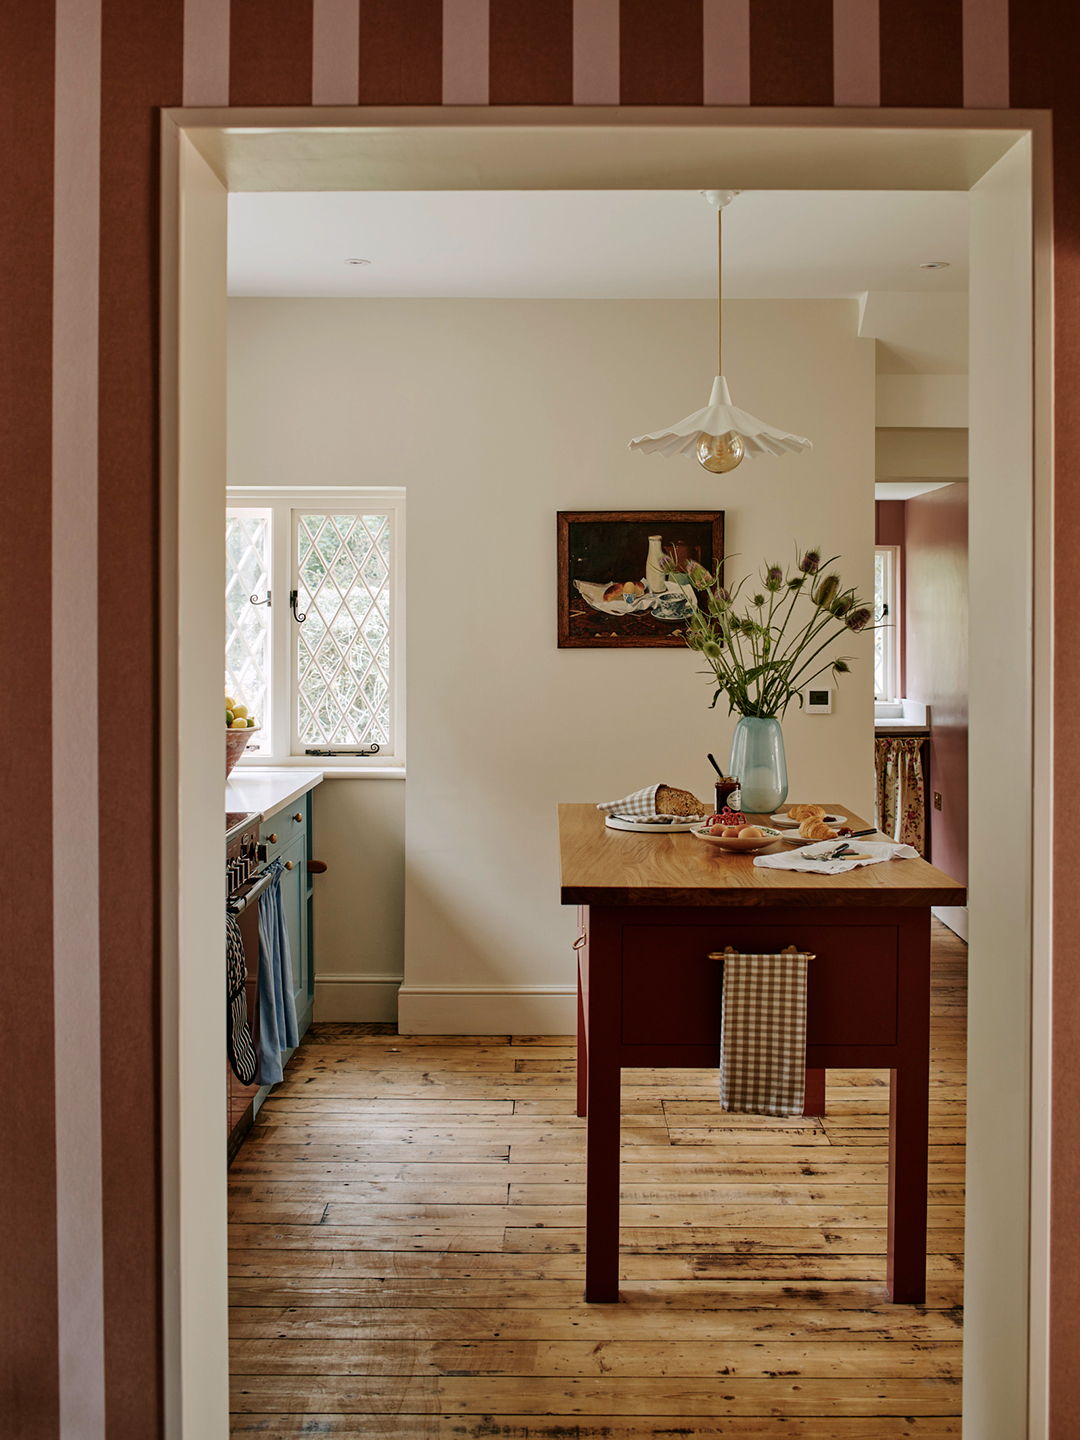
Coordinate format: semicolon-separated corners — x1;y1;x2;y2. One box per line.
595;784;663;819
718;947;812;1117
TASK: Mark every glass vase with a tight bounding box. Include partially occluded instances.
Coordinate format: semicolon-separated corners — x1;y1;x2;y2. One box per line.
728;716;788;814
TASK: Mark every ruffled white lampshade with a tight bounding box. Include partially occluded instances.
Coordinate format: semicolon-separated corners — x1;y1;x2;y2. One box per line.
629;376;813;461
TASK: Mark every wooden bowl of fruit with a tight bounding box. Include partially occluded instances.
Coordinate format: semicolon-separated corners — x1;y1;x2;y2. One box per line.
691;810;785;853
225;697;259;778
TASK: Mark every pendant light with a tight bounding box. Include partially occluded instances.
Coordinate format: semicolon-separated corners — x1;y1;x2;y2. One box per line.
629;191;812;473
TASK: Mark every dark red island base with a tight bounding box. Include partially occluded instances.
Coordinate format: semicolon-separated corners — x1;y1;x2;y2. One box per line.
558;802;966;1305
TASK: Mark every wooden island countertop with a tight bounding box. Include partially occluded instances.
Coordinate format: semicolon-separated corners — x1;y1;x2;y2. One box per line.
558;801;966;908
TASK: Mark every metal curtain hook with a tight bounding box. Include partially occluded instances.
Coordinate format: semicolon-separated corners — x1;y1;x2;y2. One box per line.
250;590;271;606
290;589;307;623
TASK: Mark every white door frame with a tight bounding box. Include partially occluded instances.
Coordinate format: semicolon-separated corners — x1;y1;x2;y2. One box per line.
160;107;1052;1439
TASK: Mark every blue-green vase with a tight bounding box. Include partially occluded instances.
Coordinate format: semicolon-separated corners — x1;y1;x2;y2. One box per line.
728;716;788;814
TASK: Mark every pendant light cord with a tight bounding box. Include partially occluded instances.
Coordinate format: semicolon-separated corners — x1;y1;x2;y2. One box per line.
717;206;723;376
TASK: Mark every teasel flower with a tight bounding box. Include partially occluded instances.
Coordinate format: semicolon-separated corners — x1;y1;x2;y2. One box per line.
765;564;784;593
702;640;723;660
830;591;855;617
752;593;767;608
799;548;822;574
712;584;732;607
833;658;851;673
687;561;714;589
811;573;840;609
845;606;873;632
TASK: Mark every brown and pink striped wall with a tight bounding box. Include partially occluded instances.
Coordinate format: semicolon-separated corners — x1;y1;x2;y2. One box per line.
3;1;1079;1435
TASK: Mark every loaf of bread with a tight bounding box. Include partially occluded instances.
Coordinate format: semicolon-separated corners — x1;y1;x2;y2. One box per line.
787;803;826;822
799;818;838;840
655;785;707;818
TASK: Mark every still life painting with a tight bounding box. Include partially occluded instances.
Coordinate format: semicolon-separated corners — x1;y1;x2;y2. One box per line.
557;510;725;648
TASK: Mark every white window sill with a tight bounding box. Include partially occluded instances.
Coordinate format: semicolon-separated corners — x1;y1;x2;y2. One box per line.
236;762;405;780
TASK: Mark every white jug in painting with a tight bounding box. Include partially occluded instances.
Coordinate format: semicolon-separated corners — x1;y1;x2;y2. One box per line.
645;535;667;594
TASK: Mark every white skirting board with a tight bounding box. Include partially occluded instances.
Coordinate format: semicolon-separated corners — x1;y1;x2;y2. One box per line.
932;905;969;942
314;973;402;1024
397;983;577;1036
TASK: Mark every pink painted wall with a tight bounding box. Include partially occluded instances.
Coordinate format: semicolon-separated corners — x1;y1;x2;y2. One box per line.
904;487;969;885
875;499;907;697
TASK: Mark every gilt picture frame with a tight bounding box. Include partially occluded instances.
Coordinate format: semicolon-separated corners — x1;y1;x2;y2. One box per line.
557;510;725;649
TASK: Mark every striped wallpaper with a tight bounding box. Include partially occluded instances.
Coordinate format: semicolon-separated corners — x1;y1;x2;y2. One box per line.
3;1;1079;1436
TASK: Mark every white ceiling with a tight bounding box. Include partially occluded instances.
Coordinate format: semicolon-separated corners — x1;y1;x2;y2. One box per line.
227;189;969;301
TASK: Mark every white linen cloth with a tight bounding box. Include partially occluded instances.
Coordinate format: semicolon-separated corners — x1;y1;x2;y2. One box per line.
596;784;663;819
753;839;919;876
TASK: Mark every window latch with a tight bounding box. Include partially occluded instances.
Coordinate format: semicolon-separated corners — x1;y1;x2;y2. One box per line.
290;589;307;623
249;590;271;607
304;745;381;757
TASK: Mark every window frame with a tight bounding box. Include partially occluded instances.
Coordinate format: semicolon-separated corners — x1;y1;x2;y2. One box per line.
874;543;901;703
226;486;406;770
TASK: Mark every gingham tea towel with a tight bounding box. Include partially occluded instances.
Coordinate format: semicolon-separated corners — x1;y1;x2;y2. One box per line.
719;948;811;1117
596;784;662;819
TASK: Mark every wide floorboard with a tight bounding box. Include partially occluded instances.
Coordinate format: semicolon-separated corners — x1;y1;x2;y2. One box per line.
229;919;966;1437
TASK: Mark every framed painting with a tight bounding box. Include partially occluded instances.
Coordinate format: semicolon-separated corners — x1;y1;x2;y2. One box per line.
557;510;725;648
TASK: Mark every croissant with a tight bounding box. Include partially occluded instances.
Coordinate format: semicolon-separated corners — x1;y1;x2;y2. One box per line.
799;819;838;840
787;804;826;822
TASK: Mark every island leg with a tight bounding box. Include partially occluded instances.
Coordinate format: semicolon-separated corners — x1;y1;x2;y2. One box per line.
887;910;931;1303
583;906;621;1302
803;1068;826;1117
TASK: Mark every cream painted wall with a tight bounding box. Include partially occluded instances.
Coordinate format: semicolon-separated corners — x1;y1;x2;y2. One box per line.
227;297;876;1032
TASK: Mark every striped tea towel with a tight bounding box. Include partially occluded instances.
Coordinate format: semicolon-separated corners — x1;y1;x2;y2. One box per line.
226;912;259;1086
719;948;811;1117
596;784;662;818
753;839;918;875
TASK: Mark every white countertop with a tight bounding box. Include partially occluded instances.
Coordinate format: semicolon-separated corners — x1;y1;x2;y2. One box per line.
874;720;930;735
225;768;324;822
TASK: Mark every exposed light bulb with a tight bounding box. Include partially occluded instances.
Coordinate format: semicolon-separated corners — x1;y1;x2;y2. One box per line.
696;430;745;473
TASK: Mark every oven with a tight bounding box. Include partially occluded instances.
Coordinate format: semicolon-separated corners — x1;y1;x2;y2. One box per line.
225;811;272;1158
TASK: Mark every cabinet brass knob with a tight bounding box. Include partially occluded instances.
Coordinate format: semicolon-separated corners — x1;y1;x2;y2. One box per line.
268;833;277;844
285;860;294;870
293;812;303;822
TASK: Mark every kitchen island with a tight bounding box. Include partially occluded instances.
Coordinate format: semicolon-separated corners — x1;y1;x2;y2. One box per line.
559;801;965;1304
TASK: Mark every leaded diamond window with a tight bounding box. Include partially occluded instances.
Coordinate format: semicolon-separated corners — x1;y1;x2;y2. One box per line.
226;509;272;752
295;512;392;749
224;491;402;765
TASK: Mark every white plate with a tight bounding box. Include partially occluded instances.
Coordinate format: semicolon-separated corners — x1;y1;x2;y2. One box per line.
691;825;786;853
605;814;702;833
770;811;847;828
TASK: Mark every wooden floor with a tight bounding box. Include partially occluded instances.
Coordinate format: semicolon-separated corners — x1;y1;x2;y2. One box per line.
228;919;967;1437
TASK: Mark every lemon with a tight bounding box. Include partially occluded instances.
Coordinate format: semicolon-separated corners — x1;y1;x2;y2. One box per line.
230;717;249;730
225;709;234;725
233;703;248;719
225;695;237;710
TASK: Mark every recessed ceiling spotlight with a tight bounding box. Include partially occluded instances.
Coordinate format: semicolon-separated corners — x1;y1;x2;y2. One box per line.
919;260;950;269
345;258;370;265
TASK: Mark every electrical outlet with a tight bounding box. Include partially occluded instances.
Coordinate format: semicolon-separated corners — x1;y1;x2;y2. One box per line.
933;791;942;811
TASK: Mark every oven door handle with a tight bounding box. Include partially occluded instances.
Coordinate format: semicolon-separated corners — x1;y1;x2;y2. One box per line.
227;868;275;916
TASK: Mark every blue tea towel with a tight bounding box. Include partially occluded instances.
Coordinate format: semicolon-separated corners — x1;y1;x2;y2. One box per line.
256;858;299;1085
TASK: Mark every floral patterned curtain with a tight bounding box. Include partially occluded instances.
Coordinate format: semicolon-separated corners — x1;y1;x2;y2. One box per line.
875;737;926;854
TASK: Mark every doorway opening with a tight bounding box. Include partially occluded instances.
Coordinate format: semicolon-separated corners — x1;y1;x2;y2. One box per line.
162;111;1047;1438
